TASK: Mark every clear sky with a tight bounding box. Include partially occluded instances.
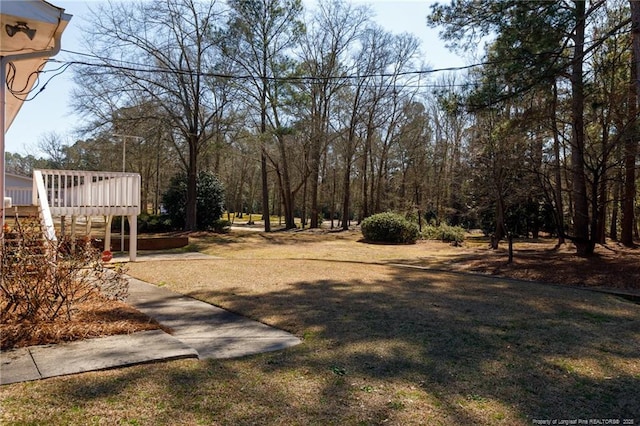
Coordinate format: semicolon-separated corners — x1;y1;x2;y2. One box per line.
4;0;466;155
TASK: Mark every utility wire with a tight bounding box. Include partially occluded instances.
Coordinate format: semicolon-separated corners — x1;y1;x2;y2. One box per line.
10;43;624;101
53;48;487;82
6;61;73;102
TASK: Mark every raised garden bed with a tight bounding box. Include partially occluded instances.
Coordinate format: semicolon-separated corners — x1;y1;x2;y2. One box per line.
99;236;189;251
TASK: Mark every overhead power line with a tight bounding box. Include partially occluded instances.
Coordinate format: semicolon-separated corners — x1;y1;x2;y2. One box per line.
52;48;486;83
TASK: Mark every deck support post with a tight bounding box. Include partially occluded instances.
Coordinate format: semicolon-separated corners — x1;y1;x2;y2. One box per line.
128;214;137;262
86;216;92;237
70;215;76;253
104;215;112;253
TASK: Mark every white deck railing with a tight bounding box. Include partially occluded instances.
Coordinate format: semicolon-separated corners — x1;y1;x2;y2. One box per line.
32;169;141;261
33;169;141;217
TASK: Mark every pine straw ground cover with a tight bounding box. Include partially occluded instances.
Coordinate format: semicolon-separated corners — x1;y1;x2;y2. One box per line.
1;230;639;425
0;253;164;350
1;295;163;350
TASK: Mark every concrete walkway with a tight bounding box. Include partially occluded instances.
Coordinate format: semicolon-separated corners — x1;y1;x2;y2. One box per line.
126;277;301;359
1;276;301;386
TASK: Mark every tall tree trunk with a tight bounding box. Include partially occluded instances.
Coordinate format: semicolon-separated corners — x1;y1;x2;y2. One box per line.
260;150;271;231
342;85;362;231
552;82;566;244
362;130;370;219
185;135;198;231
610;167;622;240
449;124;463;225
309;130;321;228
342;121;356;231
276;135;296;229
342;129;356;231
309;92;324;229
491;189;508;250
595;116;610;245
594;173;605;245
301;170;308;229
622;0;640;246
570;0;592;255
341;158;352;231
260;71;271;232
331;165;336;229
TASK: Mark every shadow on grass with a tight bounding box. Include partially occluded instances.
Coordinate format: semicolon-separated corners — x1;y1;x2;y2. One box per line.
7;265;638;425
183;266;640;422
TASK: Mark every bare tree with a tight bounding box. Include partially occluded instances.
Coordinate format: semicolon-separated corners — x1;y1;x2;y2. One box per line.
223;0;305;230
298;0;371;228
395;101;433;228
364;33;421;217
37;131;69;169
73;0;227;230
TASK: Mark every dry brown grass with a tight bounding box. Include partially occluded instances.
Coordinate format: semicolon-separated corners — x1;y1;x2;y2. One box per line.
184;229;640;291
1;229;639;425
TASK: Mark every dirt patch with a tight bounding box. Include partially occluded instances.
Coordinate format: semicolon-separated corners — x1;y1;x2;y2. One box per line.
446;238;640;291
104;236;189;251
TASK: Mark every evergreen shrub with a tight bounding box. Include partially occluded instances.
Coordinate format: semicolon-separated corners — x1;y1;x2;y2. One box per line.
162;171;225;231
361;212;420;244
422;223;465;244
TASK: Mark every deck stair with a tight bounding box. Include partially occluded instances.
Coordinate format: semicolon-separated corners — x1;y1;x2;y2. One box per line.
2;214;51;279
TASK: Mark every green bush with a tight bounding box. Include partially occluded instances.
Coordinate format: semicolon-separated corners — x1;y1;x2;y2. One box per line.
422;223;465;245
162;171;225;231
361;212;420;244
138;213;173;233
111;213;173;234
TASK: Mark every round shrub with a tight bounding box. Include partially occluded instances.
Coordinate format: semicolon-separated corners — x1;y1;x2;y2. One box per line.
162;171;225;231
361;212;420;244
422;223;465;245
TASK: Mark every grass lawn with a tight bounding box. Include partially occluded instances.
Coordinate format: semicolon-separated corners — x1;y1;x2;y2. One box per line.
1;230;639;425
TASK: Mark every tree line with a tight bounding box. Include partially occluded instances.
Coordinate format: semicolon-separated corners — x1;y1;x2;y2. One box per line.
7;0;639;255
